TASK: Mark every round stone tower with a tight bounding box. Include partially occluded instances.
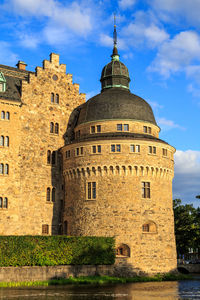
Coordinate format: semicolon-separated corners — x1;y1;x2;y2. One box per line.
61;34;177;275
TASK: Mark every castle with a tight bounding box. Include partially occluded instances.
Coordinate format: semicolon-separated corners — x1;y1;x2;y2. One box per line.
0;39;177;274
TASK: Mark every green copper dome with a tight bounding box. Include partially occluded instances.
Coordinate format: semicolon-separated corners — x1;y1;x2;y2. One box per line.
100;46;130;91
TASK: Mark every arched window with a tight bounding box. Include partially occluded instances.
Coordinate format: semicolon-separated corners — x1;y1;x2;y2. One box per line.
0;163;4;174
5;164;9;175
142;221;157;233
52;187;56;202
47;150;51;164
5;136;9;147
0;136;4;146
0;197;2;208
64;220;68;235
116;244;130;257
51;93;54;103
55;123;59;134
3;197;8;208
6;112;10;120
55;94;59;104
1;111;5;119
52;151;56;165
46;187;51;201
50;122;54;133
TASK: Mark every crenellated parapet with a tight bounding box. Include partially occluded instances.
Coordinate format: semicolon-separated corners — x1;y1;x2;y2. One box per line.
64;164;173;180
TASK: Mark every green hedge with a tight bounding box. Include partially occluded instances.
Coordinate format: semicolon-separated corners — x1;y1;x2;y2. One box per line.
0;236;115;267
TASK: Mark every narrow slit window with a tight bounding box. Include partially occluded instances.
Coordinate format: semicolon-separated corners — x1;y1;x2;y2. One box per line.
50;122;54;133
52;151;56;165
0;197;2;208
52;187;56;202
55;94;59;104
5;164;9;175
5;136;9;147
51;93;54;103
0;136;4;146
47;150;51;164
47;187;51;201
6;112;10;120
55;123;59;134
1;111;5;119
0;163;4;174
3;197;8;208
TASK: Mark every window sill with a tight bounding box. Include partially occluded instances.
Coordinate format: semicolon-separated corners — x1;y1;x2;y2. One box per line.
115;255;129;258
85;199;96;202
142;232;157;234
129;152;140;154
148;153;156;156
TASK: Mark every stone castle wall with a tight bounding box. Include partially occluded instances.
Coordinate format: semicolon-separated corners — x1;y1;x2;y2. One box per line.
61;119;177;275
0;53;85;235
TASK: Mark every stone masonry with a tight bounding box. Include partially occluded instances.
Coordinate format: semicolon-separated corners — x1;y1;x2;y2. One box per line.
0;53;85;235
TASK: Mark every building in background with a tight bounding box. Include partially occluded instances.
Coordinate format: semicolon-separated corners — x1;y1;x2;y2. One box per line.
0;53;85;235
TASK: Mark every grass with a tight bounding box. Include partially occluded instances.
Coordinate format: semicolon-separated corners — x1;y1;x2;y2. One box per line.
0;274;192;288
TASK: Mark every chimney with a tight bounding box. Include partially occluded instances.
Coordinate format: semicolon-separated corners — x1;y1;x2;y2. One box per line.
16;61;27;71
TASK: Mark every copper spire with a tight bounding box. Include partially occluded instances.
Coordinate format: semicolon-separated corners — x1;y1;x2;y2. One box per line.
111;14;119;60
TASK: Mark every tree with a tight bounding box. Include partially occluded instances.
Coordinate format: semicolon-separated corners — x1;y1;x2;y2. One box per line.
196;195;200;199
173;199;197;256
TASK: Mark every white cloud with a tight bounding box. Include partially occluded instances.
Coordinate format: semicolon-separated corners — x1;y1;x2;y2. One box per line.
0;42;18;66
99;34;113;47
121;11;169;49
118;0;136;10
150;0;200;27
149;31;200;78
18;33;39;49
157;117;185;131
5;0;93;48
148;100;163;110
173;150;200;206
99;33;127;50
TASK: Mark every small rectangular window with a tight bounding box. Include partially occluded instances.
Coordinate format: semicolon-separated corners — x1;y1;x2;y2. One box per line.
97;145;101;153
117;124;122;131
92;146;96;153
136;145;140;152
148;127;151;134
149;146;152;153
153;146;156;154
111;144;121;152
111;144;115;152
142;182;150;198
130;145;135;152
124;124;129;131
97;125;101;132
76;148;79;156
116;144;121;152
87;182;96;200
163;149;167;156
42;224;49;234
142;224;150;232
130;145;140;152
143;126;147;133
80;147;83;155
91;126;95;133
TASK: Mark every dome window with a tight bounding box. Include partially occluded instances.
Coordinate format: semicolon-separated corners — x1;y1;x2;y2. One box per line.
0;72;6;92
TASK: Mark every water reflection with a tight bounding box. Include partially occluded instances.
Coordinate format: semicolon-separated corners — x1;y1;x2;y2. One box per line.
0;280;200;300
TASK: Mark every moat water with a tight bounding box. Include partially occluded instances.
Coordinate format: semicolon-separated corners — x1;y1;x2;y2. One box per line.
1;278;200;299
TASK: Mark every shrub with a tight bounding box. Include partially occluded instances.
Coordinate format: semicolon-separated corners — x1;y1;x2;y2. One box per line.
0;236;115;267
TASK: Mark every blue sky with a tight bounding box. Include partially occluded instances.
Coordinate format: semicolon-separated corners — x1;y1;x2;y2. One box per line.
0;0;200;206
